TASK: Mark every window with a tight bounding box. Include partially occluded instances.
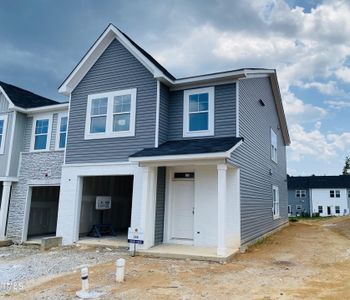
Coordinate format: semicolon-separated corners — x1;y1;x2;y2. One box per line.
335;206;340;214
183;87;214;137
56;114;68;149
330;190;335;198
31;115;52;151
272;186;280;219
318;206;323;213
271;129;278;163
0;115;8;154
288;205;292;214
348;190;350;198
296;190;306;198
85;88;136;139
296;205;302;210
336;190;340;198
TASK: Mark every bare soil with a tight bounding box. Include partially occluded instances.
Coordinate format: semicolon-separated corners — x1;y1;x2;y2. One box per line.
3;216;350;299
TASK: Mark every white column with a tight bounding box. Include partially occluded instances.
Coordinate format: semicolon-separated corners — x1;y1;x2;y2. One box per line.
217;164;227;256
0;181;12;240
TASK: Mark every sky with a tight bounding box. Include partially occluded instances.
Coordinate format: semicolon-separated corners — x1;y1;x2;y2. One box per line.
0;0;349;176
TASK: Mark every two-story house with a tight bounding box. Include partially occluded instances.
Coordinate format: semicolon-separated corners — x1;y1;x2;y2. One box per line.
55;24;290;258
288;175;350;217
0;81;68;243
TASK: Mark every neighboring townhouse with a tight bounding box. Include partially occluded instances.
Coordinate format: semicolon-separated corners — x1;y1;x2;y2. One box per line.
287;175;350;217
0;81;68;243
55;24;290;258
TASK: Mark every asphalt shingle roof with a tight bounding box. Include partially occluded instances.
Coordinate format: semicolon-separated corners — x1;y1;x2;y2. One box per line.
130;136;243;158
288;175;350;189
0;81;59;109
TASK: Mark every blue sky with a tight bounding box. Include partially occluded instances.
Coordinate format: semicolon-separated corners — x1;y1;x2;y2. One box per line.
0;0;349;176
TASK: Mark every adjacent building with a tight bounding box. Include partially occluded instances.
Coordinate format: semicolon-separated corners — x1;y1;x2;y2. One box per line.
287;175;350;217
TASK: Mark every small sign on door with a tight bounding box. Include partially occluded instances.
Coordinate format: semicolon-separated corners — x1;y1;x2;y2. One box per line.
95;196;112;210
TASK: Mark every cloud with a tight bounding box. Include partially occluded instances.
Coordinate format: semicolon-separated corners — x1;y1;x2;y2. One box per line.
325;100;350;109
296;81;346;96
335;67;350;83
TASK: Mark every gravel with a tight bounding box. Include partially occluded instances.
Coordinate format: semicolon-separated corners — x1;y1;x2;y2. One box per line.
0;244;126;293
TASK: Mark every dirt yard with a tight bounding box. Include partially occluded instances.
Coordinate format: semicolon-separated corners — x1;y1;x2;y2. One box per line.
2;217;350;299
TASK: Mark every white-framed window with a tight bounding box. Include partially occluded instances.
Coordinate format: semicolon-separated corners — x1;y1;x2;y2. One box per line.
183;87;214;137
0;114;8;154
85;88;136;139
288;205;292;214
318;206;323;213
348;190;350;198
335;190;340;198
296;205;302;210
271;128;278;163
335;206;340;214
295;190;306;198
30;114;52;152
56;113;68;150
272;185;280;219
330;190;335;198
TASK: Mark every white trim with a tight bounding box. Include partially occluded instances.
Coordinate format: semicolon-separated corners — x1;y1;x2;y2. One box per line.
84;88;136;140
0;176;18;182
21;186;32;242
272;185;280;220
55;112;68;150
236;80;239;136
6;111;16;176
270;128;278;163
0;86;15;108
64;94;71;164
30;113;53;152
155;80;160;148
0;114;8;154
14;103;69;114
183;87;214;138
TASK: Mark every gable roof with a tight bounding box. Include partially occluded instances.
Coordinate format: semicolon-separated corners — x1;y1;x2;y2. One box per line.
0;81;59;109
288;175;350;189
58;24;290;145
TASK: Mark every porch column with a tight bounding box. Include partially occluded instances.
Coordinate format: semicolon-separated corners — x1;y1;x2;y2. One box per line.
217;164;227;256
0;181;12;240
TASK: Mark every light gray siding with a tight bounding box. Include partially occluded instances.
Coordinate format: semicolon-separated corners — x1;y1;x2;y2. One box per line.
159;83;169;145
231;77;288;244
154;167;166;245
0;94;9;112
0;112;14;177
288;189;310;216
167;83;236;140
65;38;157;164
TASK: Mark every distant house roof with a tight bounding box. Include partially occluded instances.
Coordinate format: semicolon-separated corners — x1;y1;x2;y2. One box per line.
130;136;243;159
288;175;350;189
0;81;59;109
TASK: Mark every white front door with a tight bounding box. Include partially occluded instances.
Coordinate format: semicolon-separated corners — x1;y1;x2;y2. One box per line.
171;179;194;241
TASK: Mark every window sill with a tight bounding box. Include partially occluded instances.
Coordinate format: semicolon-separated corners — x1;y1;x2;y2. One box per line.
84;131;135;140
273;215;281;220
183;130;214;138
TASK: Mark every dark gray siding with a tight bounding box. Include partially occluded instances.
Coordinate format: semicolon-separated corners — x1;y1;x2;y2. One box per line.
66;38;157;164
167;83;236;140
154;167;166;245
288;189;310;216
159;83;169;145
231;77;288;244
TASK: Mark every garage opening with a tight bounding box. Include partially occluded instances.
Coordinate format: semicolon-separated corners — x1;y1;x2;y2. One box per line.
27;186;60;238
79;176;133;246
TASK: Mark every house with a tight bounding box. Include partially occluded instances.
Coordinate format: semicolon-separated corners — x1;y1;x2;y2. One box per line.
55;24;290;258
287;175;350;217
0;81;68;243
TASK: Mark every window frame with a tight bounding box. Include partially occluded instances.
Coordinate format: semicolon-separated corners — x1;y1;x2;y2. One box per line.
183;87;214;138
318;206;323;214
296;205;302;210
84;88;137;140
30;114;53;152
335;206;340;214
0;114;8;155
330;190;335;198
295;190;306;198
271;128;278;163
55;112;68;150
335;190;340;198
272;185;280;219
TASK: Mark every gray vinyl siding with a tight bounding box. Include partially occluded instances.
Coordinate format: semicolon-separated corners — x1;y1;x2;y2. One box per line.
65;38;157;164
159;83;169;145
0;94;9;112
154;167;166;245
231;77;288;245
288;189;310;216
0;112;14;177
167;83;236;140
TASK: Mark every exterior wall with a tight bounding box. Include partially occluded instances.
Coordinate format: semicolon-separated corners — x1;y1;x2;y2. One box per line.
0;94;9;112
311;188;349;216
159;83;169;145
288;189;310;216
0;111;13;177
167;83;236;141
154;167;166;245
231;77;288;244
6;151;64;242
65;38;157;164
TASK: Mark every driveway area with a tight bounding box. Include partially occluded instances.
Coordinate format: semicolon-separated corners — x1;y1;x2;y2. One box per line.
1;217;350;299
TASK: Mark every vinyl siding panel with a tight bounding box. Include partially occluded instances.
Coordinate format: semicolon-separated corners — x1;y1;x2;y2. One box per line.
0;112;13;177
159;83;169;145
231;77;288;244
288;189;310;216
66;38;157;164
167;83;236;140
154;167;166;244
0;94;9;112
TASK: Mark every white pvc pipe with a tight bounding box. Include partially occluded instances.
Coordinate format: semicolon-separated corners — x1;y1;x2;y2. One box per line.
81;267;89;291
116;258;125;283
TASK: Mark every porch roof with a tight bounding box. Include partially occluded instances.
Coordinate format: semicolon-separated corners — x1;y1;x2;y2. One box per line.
129;136;243;162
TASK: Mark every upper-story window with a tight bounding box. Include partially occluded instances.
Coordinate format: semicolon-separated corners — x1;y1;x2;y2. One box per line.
296;190;306;198
271;128;278;163
0;115;8;154
85;88;136;139
183;87;214;137
31;115;52;151
330;190;341;198
56;113;68;149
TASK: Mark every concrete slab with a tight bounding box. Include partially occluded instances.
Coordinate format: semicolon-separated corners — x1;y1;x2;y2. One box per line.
78;235;129;250
0;240;12;247
41;236;62;251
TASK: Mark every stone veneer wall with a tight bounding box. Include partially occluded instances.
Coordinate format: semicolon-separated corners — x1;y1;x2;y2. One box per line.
7;151;64;243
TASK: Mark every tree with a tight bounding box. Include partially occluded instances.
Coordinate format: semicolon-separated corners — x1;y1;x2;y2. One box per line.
342;156;350;175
